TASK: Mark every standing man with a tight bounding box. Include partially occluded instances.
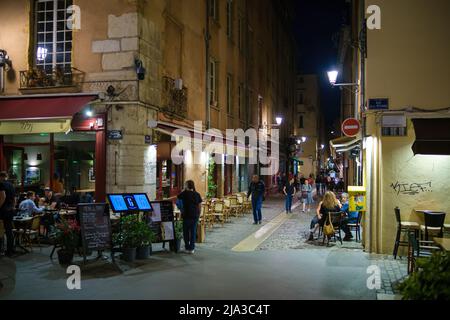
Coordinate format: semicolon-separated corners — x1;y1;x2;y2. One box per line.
0;172;16;257
247;175;266;225
177;180;202;254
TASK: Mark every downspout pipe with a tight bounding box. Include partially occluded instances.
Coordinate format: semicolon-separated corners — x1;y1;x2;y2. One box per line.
205;0;211;130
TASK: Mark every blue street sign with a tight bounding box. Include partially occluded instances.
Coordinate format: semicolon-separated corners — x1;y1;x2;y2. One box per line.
368;98;389;110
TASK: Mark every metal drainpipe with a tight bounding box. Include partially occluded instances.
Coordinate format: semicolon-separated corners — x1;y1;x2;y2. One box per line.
205;0;211;130
0;66;4;93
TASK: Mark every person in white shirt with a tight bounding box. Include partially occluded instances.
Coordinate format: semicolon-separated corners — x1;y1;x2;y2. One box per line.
19;191;44;217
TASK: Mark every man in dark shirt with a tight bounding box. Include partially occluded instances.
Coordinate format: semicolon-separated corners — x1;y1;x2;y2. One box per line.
177;180;202;254
0;171;16;256
247;175;266;224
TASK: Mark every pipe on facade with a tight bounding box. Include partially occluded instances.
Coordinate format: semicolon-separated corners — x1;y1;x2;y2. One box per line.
205;0;211;130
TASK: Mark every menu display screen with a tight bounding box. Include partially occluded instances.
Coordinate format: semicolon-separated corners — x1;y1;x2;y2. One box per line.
107;193;153;212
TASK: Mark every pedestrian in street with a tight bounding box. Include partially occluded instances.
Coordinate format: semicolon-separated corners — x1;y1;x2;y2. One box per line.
247;175;266;224
177;180;202;254
315;175;322;196
0;171;17;257
307;191;342;241
300;179;314;212
283;176;296;214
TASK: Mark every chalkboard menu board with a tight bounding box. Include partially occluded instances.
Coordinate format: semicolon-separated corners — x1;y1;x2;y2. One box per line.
147;201;175;243
78;203;112;252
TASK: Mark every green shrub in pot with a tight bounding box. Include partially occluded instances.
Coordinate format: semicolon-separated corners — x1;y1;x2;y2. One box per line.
112;215;141;262
136;221;156;259
397;251;450;300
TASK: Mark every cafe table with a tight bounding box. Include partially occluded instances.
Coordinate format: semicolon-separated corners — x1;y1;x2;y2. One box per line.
12;216;33;253
433;237;450;252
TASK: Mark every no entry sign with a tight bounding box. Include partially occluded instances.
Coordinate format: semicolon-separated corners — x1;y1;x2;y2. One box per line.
341;118;360;137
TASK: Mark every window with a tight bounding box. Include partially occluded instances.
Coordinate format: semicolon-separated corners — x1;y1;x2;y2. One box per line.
297;92;304;104
226;74;233;114
238;15;243;51
209;0;218;21
209;58;218;107
34;0;73;74
299;115;304;129
226;0;233;39
238;83;243;119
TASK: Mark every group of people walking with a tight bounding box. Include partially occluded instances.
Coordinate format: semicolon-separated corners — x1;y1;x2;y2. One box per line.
281;174;315;214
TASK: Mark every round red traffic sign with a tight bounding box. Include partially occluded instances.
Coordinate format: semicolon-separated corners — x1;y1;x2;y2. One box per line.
341;118;360;137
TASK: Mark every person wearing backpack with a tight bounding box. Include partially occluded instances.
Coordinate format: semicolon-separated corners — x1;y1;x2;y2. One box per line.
307;191;341;241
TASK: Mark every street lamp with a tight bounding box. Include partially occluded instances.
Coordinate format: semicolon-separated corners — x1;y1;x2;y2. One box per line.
327;70;359;90
301;136;307;143
275;116;283;126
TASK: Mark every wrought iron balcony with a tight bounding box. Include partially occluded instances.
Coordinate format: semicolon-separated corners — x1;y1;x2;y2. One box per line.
161;76;188;119
19;67;85;93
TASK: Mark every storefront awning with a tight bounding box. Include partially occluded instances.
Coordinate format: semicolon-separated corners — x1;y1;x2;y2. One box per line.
412;118;450;155
330;135;361;153
0;93;98;135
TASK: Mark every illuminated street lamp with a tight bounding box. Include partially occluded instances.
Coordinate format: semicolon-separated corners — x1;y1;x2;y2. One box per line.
301;136;307;142
275;116;283;126
327;69;359;89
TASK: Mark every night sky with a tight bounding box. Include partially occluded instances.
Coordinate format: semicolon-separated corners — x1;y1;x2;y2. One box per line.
293;0;348;128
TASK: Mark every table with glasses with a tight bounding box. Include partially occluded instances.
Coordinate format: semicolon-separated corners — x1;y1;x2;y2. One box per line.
12;216;33;253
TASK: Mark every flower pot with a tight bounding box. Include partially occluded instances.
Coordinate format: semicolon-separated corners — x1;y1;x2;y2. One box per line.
57;249;74;266
136;245;152;260
121;247;137;262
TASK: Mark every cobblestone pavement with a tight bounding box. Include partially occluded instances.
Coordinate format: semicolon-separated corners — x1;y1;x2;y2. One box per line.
197;194;289;250
255;197;409;298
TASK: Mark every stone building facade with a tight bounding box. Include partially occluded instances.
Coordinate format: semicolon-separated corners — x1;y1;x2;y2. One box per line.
0;0;296;200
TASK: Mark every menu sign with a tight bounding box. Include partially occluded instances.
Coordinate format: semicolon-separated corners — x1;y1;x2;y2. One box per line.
78;203;112;252
147;201;175;242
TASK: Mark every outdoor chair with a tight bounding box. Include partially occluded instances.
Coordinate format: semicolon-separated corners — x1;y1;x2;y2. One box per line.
211;200;226;227
347;211;363;242
407;231;440;274
322;212;343;246
420;212;446;241
393;207;420;259
228;196;242;217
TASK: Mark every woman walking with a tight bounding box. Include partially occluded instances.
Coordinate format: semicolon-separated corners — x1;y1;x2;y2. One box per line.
300;179;314;212
283;176;296;214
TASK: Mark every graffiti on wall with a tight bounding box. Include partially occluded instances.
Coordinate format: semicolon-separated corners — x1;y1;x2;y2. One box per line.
390;181;432;196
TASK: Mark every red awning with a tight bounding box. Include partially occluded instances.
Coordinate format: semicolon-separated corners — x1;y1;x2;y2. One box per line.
0;93;98;121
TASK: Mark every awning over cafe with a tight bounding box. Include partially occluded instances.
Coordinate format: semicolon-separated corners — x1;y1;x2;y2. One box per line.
0;93;98;135
412;118;450;155
330;135;361;153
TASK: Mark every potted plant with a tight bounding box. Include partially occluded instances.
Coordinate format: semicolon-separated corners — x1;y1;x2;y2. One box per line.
397;251;450;300
55;219;80;266
136;221;156;260
113;215;140;262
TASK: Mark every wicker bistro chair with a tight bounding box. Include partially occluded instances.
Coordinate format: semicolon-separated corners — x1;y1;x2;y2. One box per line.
236;194;247;214
200;203;213;229
407;231;441;274
211;200;226;227
13;215;42;252
242;193;252;214
225;196;242;217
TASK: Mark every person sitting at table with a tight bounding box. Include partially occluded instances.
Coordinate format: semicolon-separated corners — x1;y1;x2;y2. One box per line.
307;191;342;241
40;188;61;210
18;191;44;217
339;193;354;241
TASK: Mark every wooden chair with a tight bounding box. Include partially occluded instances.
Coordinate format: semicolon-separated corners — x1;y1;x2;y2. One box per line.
407;231;441;274
420;212;446;241
211;200;226;227
200;203;212;229
243;194;252;214
23;215;43;251
393;207;420;259
236;194;247;214
347;211;363;242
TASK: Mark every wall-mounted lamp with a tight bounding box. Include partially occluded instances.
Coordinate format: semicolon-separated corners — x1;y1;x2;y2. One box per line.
275;116;283;126
0;49;12;68
135;59;146;80
327;69;359;91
